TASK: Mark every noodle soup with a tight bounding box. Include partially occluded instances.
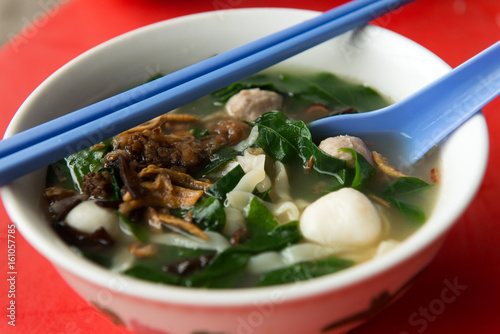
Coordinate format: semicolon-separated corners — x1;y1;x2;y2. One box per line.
43;69;438;288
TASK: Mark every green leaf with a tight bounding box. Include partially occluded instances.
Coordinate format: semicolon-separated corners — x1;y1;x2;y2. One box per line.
186;252;251;288
339;148;377;190
305;72;389;112
134;244;216;272
81;249;114;268
257;256;354;286
251;111;346;174
226;221;304;254
146;72;164;82
124;265;180;285
124;244;217;286
211;81;278;103
253;186;272;202
191;197;226;232
116;212;149;243
323;168;356;193
187;219;303;288
196;146;240;177
383;177;434;196
386;197;426;224
64;139;113;191
246;197;279;238
209;71;390;120
45;159;77;190
235;221;303;254
206;164;245;201
277;73;350;108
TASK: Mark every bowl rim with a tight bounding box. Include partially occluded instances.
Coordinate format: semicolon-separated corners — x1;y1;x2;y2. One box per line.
1;7;489;306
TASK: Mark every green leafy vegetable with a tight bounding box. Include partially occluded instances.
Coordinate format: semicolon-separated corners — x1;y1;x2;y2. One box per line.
251;111;346;174
45;159;77;190
379;177;433;223
383;177;434;196
64;139;113;191
187;221;303;288
116;212;149;243
321;168;356;193
234;220;303;254
187;199;303;288
212;81;277;103
206;164;245;201
186;252;251;288
124;265;180;285
340;148;377;190
146;72;164;82
258;256;354;286
125;245;217;286
81;249;114;269
133;244;216;270
385;197;427;224
212;72;389;115
253;186;272;202
196;146;240;177
190;197;226;232
246;196;279;237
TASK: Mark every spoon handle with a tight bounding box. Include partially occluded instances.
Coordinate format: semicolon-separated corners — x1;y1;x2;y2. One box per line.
400;40;500;162
309;41;500;165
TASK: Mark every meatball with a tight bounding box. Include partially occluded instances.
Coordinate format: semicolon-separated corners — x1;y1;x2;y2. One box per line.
318;135;374;168
299;188;382;248
225;88;283;122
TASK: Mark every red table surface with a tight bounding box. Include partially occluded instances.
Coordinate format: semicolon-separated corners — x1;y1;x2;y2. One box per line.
0;0;499;333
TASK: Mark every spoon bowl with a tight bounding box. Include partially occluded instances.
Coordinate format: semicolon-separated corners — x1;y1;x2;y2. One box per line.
309;41;500;167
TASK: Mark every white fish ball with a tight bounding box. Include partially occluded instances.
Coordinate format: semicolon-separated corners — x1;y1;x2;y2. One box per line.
300;188;382;248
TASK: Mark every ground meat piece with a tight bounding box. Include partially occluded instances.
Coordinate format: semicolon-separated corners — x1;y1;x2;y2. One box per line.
112;115;249;173
82;171;114;199
174;141;205;167
209;120;250;147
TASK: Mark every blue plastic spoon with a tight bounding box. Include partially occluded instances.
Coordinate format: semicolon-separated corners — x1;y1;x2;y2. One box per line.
308;41;500;166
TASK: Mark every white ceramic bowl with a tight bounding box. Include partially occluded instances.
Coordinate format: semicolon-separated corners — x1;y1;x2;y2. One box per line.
1;8;488;334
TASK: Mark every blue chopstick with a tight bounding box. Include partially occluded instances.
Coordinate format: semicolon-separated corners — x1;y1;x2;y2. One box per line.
0;0;416;185
0;0;381;159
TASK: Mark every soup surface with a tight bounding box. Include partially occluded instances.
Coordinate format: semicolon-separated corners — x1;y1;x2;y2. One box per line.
43;69;438;288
